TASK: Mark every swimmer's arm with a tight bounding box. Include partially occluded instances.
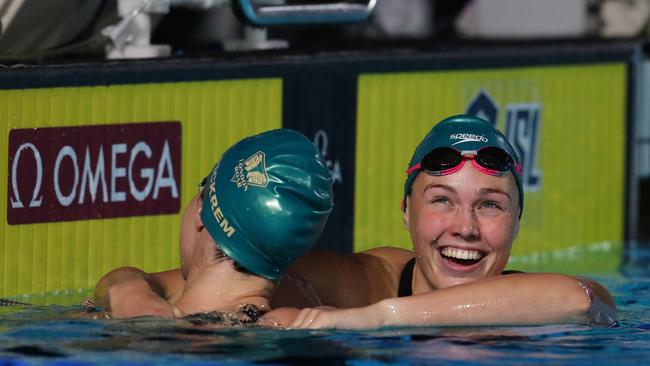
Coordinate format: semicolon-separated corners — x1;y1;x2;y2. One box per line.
284;247;411;308
93;267;185;318
292;273;617;329
375;273;617;327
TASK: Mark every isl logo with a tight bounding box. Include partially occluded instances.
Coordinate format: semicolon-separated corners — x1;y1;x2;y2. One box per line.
466;89;542;191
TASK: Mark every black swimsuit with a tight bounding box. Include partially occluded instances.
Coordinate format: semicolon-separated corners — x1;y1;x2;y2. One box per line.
398;258;416;297
398;257;518;297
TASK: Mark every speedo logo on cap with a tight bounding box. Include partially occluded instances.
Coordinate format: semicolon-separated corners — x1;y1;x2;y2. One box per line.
231;151;269;191
207;170;236;238
449;133;488;146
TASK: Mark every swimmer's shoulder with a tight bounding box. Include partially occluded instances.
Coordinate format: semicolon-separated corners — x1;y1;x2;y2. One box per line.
359;246;414;273
289;247;411;306
355;247;414;297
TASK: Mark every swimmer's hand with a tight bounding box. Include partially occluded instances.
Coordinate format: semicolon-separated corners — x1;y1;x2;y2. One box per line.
290;306;382;330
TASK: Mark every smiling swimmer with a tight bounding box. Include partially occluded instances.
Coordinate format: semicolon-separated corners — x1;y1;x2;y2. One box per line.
398;114;524;284
285;115;616;330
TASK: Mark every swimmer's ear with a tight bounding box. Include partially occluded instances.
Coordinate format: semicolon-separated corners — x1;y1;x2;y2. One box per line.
402;197;410;230
513;215;520;239
195;203;204;231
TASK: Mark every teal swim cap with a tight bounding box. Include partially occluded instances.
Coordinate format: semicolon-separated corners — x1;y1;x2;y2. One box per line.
403;114;524;217
201;129;333;280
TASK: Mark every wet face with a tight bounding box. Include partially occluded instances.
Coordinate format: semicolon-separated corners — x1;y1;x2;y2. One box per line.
179;193;202;279
404;161;520;291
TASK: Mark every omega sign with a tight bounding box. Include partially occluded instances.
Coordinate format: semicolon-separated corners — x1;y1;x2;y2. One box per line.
7;122;181;225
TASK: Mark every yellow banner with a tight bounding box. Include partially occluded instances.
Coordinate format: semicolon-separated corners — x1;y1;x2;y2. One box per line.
0;79;282;297
354;64;626;271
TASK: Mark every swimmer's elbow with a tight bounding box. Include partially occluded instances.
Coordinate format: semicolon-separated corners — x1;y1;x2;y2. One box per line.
538;274;616;326
572;277;618;327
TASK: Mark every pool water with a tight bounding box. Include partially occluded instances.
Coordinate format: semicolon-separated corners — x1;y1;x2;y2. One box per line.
1;263;649;365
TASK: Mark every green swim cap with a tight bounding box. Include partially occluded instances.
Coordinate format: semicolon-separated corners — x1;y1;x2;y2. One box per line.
403;114;524;217
201;129;333;280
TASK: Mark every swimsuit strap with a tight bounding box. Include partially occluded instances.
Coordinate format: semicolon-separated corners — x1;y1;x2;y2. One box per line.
397;258;518;298
398;257;416;297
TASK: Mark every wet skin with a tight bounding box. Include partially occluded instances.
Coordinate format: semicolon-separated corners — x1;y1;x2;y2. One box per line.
179;193;201;280
94;190;310;325
287;149;615;329
405;160;520;293
175;192;273;315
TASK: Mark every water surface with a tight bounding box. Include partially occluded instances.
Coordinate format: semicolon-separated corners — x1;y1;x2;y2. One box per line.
1;267;649;365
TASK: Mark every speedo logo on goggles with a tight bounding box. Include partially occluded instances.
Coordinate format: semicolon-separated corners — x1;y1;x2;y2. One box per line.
406;146;522;177
449;133;488;146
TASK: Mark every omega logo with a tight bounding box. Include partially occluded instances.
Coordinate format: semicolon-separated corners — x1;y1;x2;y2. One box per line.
10;143;43;209
7;122;182;225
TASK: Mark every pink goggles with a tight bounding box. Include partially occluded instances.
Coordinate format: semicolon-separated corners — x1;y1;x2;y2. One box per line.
406;147;523;177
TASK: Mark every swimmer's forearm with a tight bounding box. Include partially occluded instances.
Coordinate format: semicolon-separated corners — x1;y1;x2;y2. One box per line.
376;273;616;327
94;267;182;304
102;277;176;318
94;267;176;318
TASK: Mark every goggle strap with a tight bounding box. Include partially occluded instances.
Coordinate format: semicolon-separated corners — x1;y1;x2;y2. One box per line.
514;163;523;176
406;163;422;175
